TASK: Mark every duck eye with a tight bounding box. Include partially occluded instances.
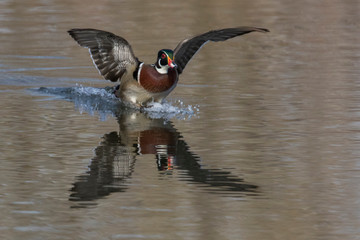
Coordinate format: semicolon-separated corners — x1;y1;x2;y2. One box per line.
161;53;166;59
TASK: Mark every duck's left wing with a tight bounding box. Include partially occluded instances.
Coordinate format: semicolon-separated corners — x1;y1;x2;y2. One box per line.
173;27;269;74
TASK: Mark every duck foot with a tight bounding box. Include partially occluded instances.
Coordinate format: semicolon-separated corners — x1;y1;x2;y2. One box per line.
113;85;120;95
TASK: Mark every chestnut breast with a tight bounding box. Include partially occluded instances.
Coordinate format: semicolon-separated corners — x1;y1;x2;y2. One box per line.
139;64;178;93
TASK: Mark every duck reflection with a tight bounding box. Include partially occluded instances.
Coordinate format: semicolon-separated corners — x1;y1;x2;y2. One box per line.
69;112;258;203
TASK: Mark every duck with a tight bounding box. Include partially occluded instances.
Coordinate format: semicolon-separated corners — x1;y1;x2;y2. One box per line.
68;26;268;107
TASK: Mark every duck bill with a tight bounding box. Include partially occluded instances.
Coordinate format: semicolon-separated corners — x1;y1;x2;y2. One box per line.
168;57;177;68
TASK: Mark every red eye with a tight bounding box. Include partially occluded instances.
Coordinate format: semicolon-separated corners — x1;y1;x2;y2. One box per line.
161;53;166;59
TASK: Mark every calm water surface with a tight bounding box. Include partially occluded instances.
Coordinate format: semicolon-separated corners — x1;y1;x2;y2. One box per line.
1;0;360;239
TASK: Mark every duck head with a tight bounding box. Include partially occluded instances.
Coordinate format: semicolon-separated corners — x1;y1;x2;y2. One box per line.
155;49;177;74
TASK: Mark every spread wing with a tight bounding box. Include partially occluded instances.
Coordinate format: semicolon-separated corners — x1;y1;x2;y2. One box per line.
173;26;269;74
68;28;138;82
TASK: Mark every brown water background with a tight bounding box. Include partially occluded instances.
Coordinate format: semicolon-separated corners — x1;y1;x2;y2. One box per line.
1;1;360;239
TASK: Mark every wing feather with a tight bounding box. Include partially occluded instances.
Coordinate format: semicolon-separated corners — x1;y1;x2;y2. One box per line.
68;28;138;82
173;27;269;74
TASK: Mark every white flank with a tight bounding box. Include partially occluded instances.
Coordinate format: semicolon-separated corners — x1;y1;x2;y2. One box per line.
129;96;137;104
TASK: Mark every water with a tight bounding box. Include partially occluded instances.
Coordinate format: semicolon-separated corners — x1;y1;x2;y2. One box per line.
34;86;199;120
1;0;360;239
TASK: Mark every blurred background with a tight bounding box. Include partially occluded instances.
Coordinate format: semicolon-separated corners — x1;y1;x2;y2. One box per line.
1;0;360;239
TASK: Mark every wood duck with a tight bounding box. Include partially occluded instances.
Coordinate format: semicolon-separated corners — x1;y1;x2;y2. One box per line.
68;26;268;107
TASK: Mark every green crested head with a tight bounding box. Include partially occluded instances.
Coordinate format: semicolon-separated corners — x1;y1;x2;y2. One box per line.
156;49;176;69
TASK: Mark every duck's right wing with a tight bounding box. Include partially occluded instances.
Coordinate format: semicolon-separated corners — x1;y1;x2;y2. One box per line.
68;28;139;82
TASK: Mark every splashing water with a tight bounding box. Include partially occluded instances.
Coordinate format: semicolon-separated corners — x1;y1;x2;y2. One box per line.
145;100;199;120
34;85;199;120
